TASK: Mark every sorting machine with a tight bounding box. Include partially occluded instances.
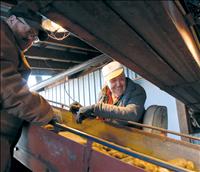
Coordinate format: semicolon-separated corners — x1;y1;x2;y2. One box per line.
8;0;200;171
14;107;200;172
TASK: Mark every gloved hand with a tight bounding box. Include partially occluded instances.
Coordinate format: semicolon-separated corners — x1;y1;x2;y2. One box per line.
49;113;63;125
69;101;82;115
76;105;95;124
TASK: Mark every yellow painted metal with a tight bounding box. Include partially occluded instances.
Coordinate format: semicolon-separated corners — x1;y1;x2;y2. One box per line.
54;107;200;170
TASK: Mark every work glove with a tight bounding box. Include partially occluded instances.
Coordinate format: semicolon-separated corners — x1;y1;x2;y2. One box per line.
49;113;63;125
76;105;95;124
69;101;82;115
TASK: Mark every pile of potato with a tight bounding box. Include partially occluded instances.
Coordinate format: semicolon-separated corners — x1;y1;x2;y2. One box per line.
92;142;197;172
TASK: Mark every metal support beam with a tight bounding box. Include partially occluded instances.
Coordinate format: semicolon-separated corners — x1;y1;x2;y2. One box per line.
30;54;110;91
30;69;61;76
25;46;86;63
42;35;99;53
27;58;73;70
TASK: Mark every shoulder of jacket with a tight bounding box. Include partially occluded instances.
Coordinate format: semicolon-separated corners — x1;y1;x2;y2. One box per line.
1;21;19;57
1;20;17;45
126;78;146;94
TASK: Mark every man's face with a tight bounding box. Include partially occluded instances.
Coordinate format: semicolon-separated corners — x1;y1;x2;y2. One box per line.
11;16;39;51
107;73;126;98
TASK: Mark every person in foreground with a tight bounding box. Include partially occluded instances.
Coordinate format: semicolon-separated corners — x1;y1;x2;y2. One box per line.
0;3;55;172
70;61;146;126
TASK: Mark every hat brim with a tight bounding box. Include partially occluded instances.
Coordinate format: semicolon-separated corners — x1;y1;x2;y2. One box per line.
105;68;124;81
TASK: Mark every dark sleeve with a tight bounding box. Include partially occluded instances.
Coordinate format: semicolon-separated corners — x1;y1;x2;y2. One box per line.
0;35;53;125
94;89;146;122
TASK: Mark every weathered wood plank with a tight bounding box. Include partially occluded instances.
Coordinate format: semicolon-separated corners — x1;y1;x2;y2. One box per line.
50;1;186;86
107;1;200;82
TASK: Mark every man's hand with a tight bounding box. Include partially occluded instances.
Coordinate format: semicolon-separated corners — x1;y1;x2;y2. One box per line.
76;105;95;124
49;113;63;125
69;102;82;115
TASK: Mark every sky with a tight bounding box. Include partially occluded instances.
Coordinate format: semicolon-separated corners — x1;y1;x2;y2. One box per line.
27;75;51;87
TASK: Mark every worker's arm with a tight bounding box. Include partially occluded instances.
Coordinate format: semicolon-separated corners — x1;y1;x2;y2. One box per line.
75;91;146;124
94;93;146;122
0;34;53;125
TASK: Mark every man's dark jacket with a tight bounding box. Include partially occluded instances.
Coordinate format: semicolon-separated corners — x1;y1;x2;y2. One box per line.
0;20;53;172
94;77;146;125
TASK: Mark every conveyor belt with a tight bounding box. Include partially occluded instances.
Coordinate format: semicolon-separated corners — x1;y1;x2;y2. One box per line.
53;107;200;171
54;122;193;172
14;106;200;172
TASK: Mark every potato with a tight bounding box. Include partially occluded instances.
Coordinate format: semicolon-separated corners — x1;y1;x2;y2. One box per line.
144;162;158;172
157;167;170;172
168;158;187;168
186;161;195;170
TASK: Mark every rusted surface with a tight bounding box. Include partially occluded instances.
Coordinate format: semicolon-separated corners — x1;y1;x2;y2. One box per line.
14;148;49;172
15;124;86;172
14;124;146;172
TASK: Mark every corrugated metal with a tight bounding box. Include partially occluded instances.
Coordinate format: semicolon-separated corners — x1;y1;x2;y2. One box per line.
89;72;96;104
94;70;103;103
83;75;90;106
78;76;85;106
53;87;57;106
69;79;74;105
60;83;65;105
64;82;70;106
40;67;141;108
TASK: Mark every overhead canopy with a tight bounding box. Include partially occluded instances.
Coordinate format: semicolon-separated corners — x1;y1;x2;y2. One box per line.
31;1;200;111
1;1;200;111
